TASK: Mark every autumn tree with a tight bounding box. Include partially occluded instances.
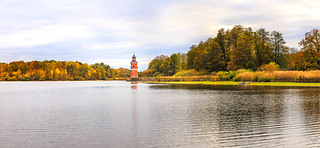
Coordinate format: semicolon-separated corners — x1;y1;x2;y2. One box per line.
228;32;255;70
288;51;306;70
298;28;320;70
193;41;207;71
180;53;187;70
148;55;168;76
214;28;228;70
169;53;182;75
0;60;120;81
187;45;197;69
203;40;226;72
255;28;273;66
226;25;244;49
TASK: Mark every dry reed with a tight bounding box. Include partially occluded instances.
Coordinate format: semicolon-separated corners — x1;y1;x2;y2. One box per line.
234;70;320;82
157;76;211;82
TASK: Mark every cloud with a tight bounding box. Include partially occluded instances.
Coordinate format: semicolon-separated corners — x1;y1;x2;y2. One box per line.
85;41;142;50
0;24;93;48
0;0;320;70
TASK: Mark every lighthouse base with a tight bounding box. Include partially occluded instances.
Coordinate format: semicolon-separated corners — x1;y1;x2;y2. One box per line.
130;77;139;81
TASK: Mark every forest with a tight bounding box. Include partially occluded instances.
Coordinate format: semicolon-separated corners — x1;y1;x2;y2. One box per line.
0;60;130;81
139;25;320;77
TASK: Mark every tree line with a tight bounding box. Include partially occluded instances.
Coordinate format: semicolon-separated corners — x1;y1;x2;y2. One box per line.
0;60;130;81
140;25;320;77
139;54;187;77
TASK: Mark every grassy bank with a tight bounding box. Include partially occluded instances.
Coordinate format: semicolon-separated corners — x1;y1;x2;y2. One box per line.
146;81;320;87
155;70;320;83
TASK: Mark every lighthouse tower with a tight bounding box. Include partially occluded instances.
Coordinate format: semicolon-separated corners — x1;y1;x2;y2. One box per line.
130;53;138;81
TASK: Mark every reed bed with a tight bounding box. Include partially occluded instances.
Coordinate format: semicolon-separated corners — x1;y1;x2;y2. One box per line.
233;72;254;81
156;71;320;83
138;77;158;81
234;70;320;82
157;76;211;82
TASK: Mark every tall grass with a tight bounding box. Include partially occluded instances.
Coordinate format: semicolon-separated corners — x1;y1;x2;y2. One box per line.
138;77;158;81
211;69;252;81
157;76;211;82
234;70;320;82
173;69;207;76
156;70;320;83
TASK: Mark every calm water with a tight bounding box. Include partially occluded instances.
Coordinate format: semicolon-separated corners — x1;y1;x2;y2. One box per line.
0;81;319;148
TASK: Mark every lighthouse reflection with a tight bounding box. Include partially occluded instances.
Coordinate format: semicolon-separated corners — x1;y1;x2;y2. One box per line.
131;82;138;89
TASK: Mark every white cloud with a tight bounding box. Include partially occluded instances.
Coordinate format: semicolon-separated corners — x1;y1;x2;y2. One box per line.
85;41;141;50
1;0;320;69
0;24;93;48
83;57;151;70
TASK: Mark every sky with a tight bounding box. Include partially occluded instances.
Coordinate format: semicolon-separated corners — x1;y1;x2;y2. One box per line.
0;0;319;70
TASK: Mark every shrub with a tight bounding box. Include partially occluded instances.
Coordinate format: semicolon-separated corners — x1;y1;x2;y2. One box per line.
173;69;201;76
73;76;84;80
257;62;280;72
227;71;238;80
215;70;251;81
8;76;18;81
217;71;226;80
210;76;220;81
236;69;253;73
233;72;254;81
152;72;161;77
18;75;24;81
157;76;211;82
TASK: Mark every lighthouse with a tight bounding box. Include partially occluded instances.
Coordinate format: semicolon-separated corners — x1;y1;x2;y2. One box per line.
130;53;138;81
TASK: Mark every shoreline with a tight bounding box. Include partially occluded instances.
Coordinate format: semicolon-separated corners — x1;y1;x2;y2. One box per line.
0;80;128;82
144;81;320;87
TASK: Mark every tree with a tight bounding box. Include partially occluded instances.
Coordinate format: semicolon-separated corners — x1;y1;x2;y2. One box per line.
270;31;288;68
226;25;244;49
225;25;245;70
214;28;227;70
257;62;279;72
148;55;167;75
288;51;307;70
160;57;171;76
180;53;187;70
193;41;206;71
255;28;272;66
228;33;255;70
0;60;119;81
187;45;197;69
204;40;226;72
169;54;181;75
186;42;207;71
299;28;320;70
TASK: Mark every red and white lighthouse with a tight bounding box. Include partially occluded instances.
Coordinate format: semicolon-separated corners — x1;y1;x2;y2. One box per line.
130;53;138;80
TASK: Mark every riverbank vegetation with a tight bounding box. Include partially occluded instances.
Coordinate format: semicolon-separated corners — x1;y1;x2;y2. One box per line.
139;25;320;83
234;70;320;82
0;60;130;81
149;81;320;87
154;63;320;83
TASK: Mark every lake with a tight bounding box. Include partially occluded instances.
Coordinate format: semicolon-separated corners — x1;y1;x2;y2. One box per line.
0;81;319;147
